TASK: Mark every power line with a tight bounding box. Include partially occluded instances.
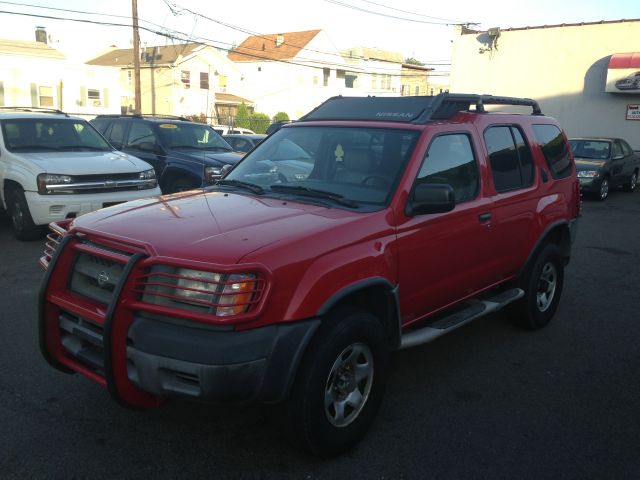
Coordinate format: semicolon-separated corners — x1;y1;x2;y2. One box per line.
161;0;452;67
359;0;470;23
324;0;465;25
0;8;449;79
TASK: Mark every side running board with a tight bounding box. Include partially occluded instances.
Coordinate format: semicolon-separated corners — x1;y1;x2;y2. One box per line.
399;288;524;350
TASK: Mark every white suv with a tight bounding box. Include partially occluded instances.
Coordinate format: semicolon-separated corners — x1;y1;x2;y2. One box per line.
0;108;161;240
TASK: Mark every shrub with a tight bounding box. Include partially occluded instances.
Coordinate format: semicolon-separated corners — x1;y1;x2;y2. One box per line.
272;111;290;123
248;113;271;134
236;103;251;129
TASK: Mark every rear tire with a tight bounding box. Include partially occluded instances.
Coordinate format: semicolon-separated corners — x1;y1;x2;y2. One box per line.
7;187;43;240
282;307;388;457
507;243;564;330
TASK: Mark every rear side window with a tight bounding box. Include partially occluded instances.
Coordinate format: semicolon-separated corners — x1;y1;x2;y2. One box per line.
532;124;572;179
484;126;534;192
418;133;479;204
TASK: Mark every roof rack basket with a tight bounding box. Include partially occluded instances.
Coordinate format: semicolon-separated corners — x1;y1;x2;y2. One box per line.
299;93;542;124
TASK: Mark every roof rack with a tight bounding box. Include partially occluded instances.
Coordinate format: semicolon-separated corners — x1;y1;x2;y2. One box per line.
94;113;191;121
0;106;69;116
299;93;542;124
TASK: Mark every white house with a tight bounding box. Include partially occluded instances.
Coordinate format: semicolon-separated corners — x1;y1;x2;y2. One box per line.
229;30;408;120
87;43;253;122
0;34;121;116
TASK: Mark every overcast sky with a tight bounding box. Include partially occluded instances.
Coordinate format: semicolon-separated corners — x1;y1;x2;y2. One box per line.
0;0;638;74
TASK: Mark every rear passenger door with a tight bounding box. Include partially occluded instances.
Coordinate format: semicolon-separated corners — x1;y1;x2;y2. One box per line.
482;124;538;278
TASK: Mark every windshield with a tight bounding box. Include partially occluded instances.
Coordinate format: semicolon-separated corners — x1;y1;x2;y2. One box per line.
156;123;232;151
225;126;420;207
1;118;112;152
569;140;611;160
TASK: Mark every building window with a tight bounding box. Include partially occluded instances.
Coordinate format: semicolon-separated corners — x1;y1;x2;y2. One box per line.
218;74;227;92
88;89;101;107
39;86;54;107
313;75;319;86
323;68;330;86
345;73;357;88
200;72;209;89
181;70;190;89
414;85;420;95
401;84;409;96
127;70;133;85
371;74;378;90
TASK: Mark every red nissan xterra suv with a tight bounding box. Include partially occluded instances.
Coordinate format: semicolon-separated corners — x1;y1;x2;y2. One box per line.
39;94;580;456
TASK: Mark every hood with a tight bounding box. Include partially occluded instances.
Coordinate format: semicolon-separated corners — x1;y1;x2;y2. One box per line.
72;190;353;265
575;158;607;169
168;149;242;167
22;151;151;174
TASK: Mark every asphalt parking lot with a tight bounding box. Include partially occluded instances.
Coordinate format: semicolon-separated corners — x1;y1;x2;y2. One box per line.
1;189;639;479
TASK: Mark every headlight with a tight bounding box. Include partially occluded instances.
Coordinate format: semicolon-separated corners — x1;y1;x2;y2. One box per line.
142;266;259;317
37;173;73;194
204;166;223;184
577;170;599;178
138;169;157;188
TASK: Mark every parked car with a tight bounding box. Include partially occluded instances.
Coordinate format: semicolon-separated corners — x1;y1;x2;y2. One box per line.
569;137;639;200
211;125;255;135
222;134;267;153
614;71;640;90
0;107;160;240
39;94;580;456
91;115;243;193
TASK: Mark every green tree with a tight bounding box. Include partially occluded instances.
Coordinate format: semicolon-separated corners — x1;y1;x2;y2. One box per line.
272;111;290;123
236;103;251;129
404;57;425;66
248;112;271;134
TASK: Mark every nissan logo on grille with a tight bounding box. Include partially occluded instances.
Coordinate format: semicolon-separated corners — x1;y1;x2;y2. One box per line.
96;271;110;287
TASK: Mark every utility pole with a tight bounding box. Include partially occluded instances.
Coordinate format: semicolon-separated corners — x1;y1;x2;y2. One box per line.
132;0;142;114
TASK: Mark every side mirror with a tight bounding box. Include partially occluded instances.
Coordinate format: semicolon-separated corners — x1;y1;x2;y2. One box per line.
220;164;233;178
406;183;455;216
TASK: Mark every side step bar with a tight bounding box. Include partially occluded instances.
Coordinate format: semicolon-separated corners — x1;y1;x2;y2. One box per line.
399;288;524;350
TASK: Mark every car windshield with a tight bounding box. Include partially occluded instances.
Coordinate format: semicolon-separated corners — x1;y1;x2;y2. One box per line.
569;140;611;160
1;118;112;152
225;126;420;208
156;123;232;151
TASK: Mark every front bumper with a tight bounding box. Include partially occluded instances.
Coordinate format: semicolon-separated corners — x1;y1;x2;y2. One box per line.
39;230;319;408
125;316;319;403
25;187;162;225
578;176;602;193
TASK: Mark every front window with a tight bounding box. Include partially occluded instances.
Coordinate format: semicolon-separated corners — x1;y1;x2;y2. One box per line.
1;118;112;152
156;122;232;151
568;139;611;160
225;126;420;208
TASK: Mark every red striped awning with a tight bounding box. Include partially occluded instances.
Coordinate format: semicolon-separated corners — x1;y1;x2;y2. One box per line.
608;52;640;69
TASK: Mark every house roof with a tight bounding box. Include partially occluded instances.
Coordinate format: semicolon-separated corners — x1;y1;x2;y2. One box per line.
215;93;254;105
342;46;404;63
0;38;65;59
87;43;201;66
227;29;321;62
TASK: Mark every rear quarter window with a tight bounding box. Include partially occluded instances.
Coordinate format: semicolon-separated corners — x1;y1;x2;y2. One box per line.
532;124;572;179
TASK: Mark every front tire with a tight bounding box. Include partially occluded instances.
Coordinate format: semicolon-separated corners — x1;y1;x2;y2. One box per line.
596;176;609;201
623;171;637;192
7;187;42;240
507;243;564;330
283;307;389;457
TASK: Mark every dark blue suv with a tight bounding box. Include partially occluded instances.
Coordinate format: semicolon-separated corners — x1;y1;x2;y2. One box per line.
91;115;242;194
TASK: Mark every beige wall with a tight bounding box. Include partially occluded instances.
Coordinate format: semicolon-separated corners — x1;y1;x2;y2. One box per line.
450;21;640;148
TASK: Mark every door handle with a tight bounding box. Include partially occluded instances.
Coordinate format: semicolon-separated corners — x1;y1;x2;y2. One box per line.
479;212;492;223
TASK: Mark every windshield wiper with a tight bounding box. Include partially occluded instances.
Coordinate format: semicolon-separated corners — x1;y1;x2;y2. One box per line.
170;145;201;150
10;145;60;151
206;146;233;152
59;145;108;151
269;185;359;208
215;179;264;194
